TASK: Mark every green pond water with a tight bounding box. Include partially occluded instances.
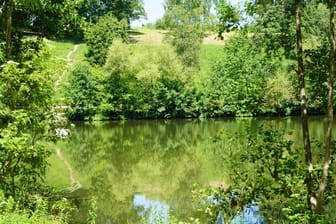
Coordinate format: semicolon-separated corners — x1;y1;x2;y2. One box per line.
52;116;332;223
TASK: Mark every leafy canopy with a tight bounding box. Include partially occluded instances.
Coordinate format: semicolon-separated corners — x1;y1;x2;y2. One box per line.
85;13;129;65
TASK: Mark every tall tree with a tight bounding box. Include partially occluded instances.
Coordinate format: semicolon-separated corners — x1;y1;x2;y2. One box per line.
215;0;240;39
0;47;54;202
84;13;129;65
162;0;213;28
1;0;85;60
5;0;13;59
80;0;145;24
163;0;214;69
295;0;315;212
317;0;334;213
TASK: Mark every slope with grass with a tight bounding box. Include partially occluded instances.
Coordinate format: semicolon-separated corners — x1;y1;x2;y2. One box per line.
129;27;227;89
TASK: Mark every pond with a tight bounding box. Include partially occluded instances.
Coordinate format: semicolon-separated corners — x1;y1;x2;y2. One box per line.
51;116;332;223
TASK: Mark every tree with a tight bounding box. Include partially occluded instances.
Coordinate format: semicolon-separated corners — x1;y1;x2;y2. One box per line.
215;0;240;39
79;0;145;24
295;0;335;214
162;0;213;69
0;0;85;60
84;13;128;65
0;47;54;202
5;0;13;59
11;0;85;38
100;39;135;119
316;0;334;213
65;62;100;121
208;34;281;116
295;0;315;212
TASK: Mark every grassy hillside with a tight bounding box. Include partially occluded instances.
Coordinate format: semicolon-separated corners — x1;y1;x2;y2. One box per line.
129;27;227;87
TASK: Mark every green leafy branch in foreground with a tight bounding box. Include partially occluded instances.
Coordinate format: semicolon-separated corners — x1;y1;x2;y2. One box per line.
0;191;73;224
195;126;336;223
0;40;79;223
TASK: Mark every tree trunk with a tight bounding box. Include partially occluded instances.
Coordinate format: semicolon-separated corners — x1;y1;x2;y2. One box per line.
295;0;316;212
317;0;335;213
5;0;13;60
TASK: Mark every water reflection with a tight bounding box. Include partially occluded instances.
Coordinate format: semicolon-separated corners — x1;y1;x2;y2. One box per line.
231;204;265;224
134;195;169;223
53;116;334;223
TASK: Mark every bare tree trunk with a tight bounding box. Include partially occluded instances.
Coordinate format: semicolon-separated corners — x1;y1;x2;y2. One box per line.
317;0;335;213
5;0;13;60
295;0;316;212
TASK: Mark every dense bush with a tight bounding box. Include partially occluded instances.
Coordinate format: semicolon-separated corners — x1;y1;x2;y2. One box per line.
0;48;54;202
65;62;101;121
100;39;139;118
0;191;73;224
85;13;128;65
99;41;200;119
205;33;288;116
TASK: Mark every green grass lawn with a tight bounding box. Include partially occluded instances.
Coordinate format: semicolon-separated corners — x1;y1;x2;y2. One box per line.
72;43;87;63
45;39;73;85
46;39;75;58
130;27;167;45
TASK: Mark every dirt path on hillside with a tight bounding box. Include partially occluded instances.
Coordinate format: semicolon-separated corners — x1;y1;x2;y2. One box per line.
55;147;82;191
54;44;79;90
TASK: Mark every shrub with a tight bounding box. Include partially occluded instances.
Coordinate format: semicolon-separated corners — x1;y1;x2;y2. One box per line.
65;62;101;121
85;13;128;65
0;50;54;203
207;33;282;116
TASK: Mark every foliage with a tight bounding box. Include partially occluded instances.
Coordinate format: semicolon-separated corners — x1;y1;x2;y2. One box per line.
0;191;73;224
98;41;200;120
0;0;86;45
215;0;240;38
55;0;86;39
206;33;284;116
100;39;138;119
87;196;98;224
302;2;330;112
79;0;145;24
0;0;145;45
263;70;297;115
168;22;204;69
12;37;47;63
162;0;212;69
0;47;55;202
84;13;129;65
198;126;336;223
305;42;329;111
65;62;101;121
248;2;296;58
161;0;213;29
302;1;329;42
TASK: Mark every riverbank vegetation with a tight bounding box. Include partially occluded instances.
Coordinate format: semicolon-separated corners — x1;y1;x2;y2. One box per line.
1;0;336;223
60;1;333;120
